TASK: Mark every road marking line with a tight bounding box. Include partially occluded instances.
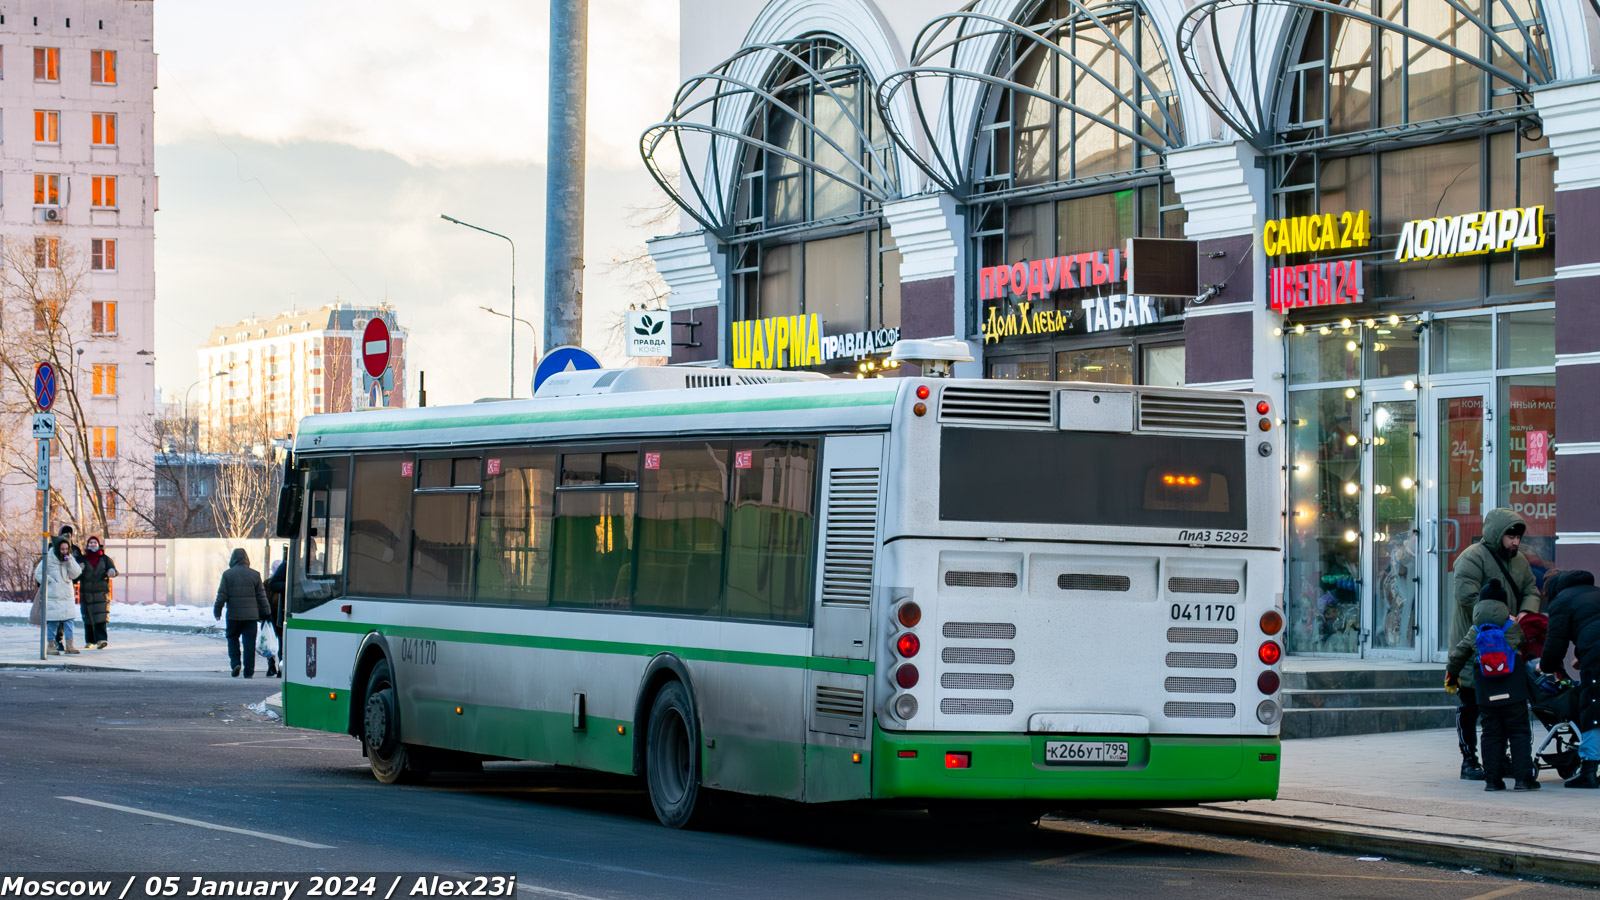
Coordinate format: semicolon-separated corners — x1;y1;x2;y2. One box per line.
1461;886;1533;900
1033;838;1149;866
57;796;334;849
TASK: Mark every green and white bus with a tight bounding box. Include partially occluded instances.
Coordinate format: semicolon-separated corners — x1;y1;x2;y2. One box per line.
278;366;1285;827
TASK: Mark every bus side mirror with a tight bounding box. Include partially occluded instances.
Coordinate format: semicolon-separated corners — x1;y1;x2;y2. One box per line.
274;483;301;539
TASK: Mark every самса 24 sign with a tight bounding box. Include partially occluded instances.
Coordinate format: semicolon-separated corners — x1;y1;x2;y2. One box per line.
624;309;671;357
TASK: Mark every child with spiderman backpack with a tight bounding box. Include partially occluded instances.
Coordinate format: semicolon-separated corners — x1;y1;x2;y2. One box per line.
1447;579;1538;791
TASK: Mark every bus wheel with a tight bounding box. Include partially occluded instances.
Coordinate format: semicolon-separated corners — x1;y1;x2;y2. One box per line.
645;680;701;828
363;659;429;785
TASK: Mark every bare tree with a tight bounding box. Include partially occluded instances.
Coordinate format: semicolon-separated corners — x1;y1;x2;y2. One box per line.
602;195;677;365
206;397;284;540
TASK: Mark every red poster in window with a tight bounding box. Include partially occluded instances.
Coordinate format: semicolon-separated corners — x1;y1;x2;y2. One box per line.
401;461;414;477
644;452;660;470
735;450;753;469
486;458;501;476
1526;431;1548;486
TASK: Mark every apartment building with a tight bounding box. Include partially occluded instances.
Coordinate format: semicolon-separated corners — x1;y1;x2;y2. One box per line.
0;1;155;534
196;303;407;450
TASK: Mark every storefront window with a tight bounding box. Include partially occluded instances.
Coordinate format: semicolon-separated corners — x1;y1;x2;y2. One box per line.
1430;316;1492;373
1364;324;1419;379
1289;326;1362;384
1286;388;1362;654
1142;344;1185;387
988;358;1052;381
1499;308;1554;369
1058;345;1133;384
1499;374;1555;581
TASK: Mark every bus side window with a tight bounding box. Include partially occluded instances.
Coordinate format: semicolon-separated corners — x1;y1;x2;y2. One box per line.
291;456;349;612
725;440;817;623
475;451;556;607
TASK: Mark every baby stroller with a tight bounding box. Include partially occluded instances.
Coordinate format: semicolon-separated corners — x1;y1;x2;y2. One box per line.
1522;613;1584;779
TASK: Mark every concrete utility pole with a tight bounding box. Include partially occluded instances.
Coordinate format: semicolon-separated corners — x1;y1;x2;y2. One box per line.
543;0;587;353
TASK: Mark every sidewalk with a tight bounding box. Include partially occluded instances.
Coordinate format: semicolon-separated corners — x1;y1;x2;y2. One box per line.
0;621;227;673
1104;728;1600;886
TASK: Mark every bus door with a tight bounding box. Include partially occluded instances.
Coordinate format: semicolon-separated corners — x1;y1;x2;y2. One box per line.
803;433;883;801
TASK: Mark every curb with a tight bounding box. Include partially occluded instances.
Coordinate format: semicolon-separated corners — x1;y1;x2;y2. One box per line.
0;660;139;672
1089;807;1600;887
265;691;284;719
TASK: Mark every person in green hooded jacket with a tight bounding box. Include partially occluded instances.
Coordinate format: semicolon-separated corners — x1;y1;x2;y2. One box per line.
1448;507;1542;781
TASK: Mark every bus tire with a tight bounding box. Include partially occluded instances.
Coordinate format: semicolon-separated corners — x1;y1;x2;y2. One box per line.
645;680;701;828
362;659;430;785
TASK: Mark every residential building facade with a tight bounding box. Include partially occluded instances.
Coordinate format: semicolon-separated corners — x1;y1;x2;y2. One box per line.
196;303;407;451
644;0;1600;668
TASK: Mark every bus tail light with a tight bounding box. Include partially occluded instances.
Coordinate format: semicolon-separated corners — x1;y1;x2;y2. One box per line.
1260;610;1283;636
1256;400;1270;414
945;751;971;769
1258;641;1282;665
896;601;922;628
1257;670;1281;694
915;385;930;400
1257;417;1272;431
1256;700;1282;725
894;694;918;720
896;633;921;658
895;664;920;689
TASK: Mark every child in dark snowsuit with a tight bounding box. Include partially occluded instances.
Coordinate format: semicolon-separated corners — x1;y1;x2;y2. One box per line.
1447;580;1538;791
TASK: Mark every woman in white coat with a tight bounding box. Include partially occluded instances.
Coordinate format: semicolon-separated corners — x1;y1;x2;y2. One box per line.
35;536;83;655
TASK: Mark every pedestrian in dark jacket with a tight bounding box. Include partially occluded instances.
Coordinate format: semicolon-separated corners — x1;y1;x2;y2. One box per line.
1449;508;1542;780
77;536;117;649
1540;569;1600;789
214;548;270;678
1446;580;1537;790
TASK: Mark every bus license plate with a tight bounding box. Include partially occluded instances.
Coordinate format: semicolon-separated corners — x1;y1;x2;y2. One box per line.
1044;741;1129;766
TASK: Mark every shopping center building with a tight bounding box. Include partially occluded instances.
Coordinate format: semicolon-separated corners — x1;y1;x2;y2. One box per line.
642;0;1600;666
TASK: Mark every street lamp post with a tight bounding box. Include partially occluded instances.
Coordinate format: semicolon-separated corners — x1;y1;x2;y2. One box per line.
441;214;516;398
478;307;538;373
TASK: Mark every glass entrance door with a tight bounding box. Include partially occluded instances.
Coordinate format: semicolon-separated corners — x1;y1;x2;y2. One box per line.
1363;391;1420;658
1428;384;1495;661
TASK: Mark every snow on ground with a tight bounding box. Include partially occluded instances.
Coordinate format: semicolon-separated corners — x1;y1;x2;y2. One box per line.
0;601;222;630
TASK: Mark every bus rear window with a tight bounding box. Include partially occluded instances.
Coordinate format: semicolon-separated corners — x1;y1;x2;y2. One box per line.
939;428;1247;530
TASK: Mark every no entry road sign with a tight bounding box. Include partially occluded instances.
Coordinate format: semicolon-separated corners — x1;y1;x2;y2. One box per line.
33;361;56;411
363;318;391;379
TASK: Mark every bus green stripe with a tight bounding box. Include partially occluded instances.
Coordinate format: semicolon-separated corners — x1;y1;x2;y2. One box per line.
298;392;899;438
286;618;875;675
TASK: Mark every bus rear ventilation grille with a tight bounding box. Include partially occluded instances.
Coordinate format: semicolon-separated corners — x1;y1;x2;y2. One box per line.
684;373;736;389
813;685;866;720
1164;676;1238;694
1163;701;1236;719
940;673;1015;691
1058;573;1132;592
942;647;1016;665
940;698;1014;715
943;622;1017;640
820;468;879;608
1165;651;1238;669
944;570;1019;588
938;386;1054;427
1166;627;1239;644
1168;577;1241;595
1138;394;1247;433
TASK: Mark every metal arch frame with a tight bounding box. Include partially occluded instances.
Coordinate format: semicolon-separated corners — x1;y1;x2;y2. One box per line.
1176;0;1557;152
640;38;898;239
875;0;1186;198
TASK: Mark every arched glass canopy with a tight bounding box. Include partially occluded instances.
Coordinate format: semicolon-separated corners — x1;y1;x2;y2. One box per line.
1178;0;1556;153
641;37;898;240
877;0;1184;199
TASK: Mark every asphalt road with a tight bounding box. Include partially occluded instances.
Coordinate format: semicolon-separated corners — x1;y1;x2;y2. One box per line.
0;669;1586;899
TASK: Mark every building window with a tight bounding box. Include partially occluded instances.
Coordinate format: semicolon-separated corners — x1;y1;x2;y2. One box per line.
92;300;117;334
89;49;115;85
33;110;58;144
34;47;59;82
34;237;59;269
101;491;118;522
33;173;60;206
91;113;116;146
91;176;116;208
91;238;116;271
34;298;59;331
92;427;117;459
92;364;117;396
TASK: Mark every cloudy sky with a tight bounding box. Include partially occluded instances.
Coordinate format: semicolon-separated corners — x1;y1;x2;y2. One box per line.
154;1;681;406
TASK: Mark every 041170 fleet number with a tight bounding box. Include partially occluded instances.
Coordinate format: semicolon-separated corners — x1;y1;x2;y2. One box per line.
1171;603;1236;622
1177;530;1248;543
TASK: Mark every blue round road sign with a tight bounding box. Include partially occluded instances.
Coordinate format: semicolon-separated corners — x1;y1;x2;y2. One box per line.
532;345;602;394
33;362;56;411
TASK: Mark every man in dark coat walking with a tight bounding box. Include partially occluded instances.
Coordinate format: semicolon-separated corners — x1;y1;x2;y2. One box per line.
1541;569;1600;788
214;548;271;678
